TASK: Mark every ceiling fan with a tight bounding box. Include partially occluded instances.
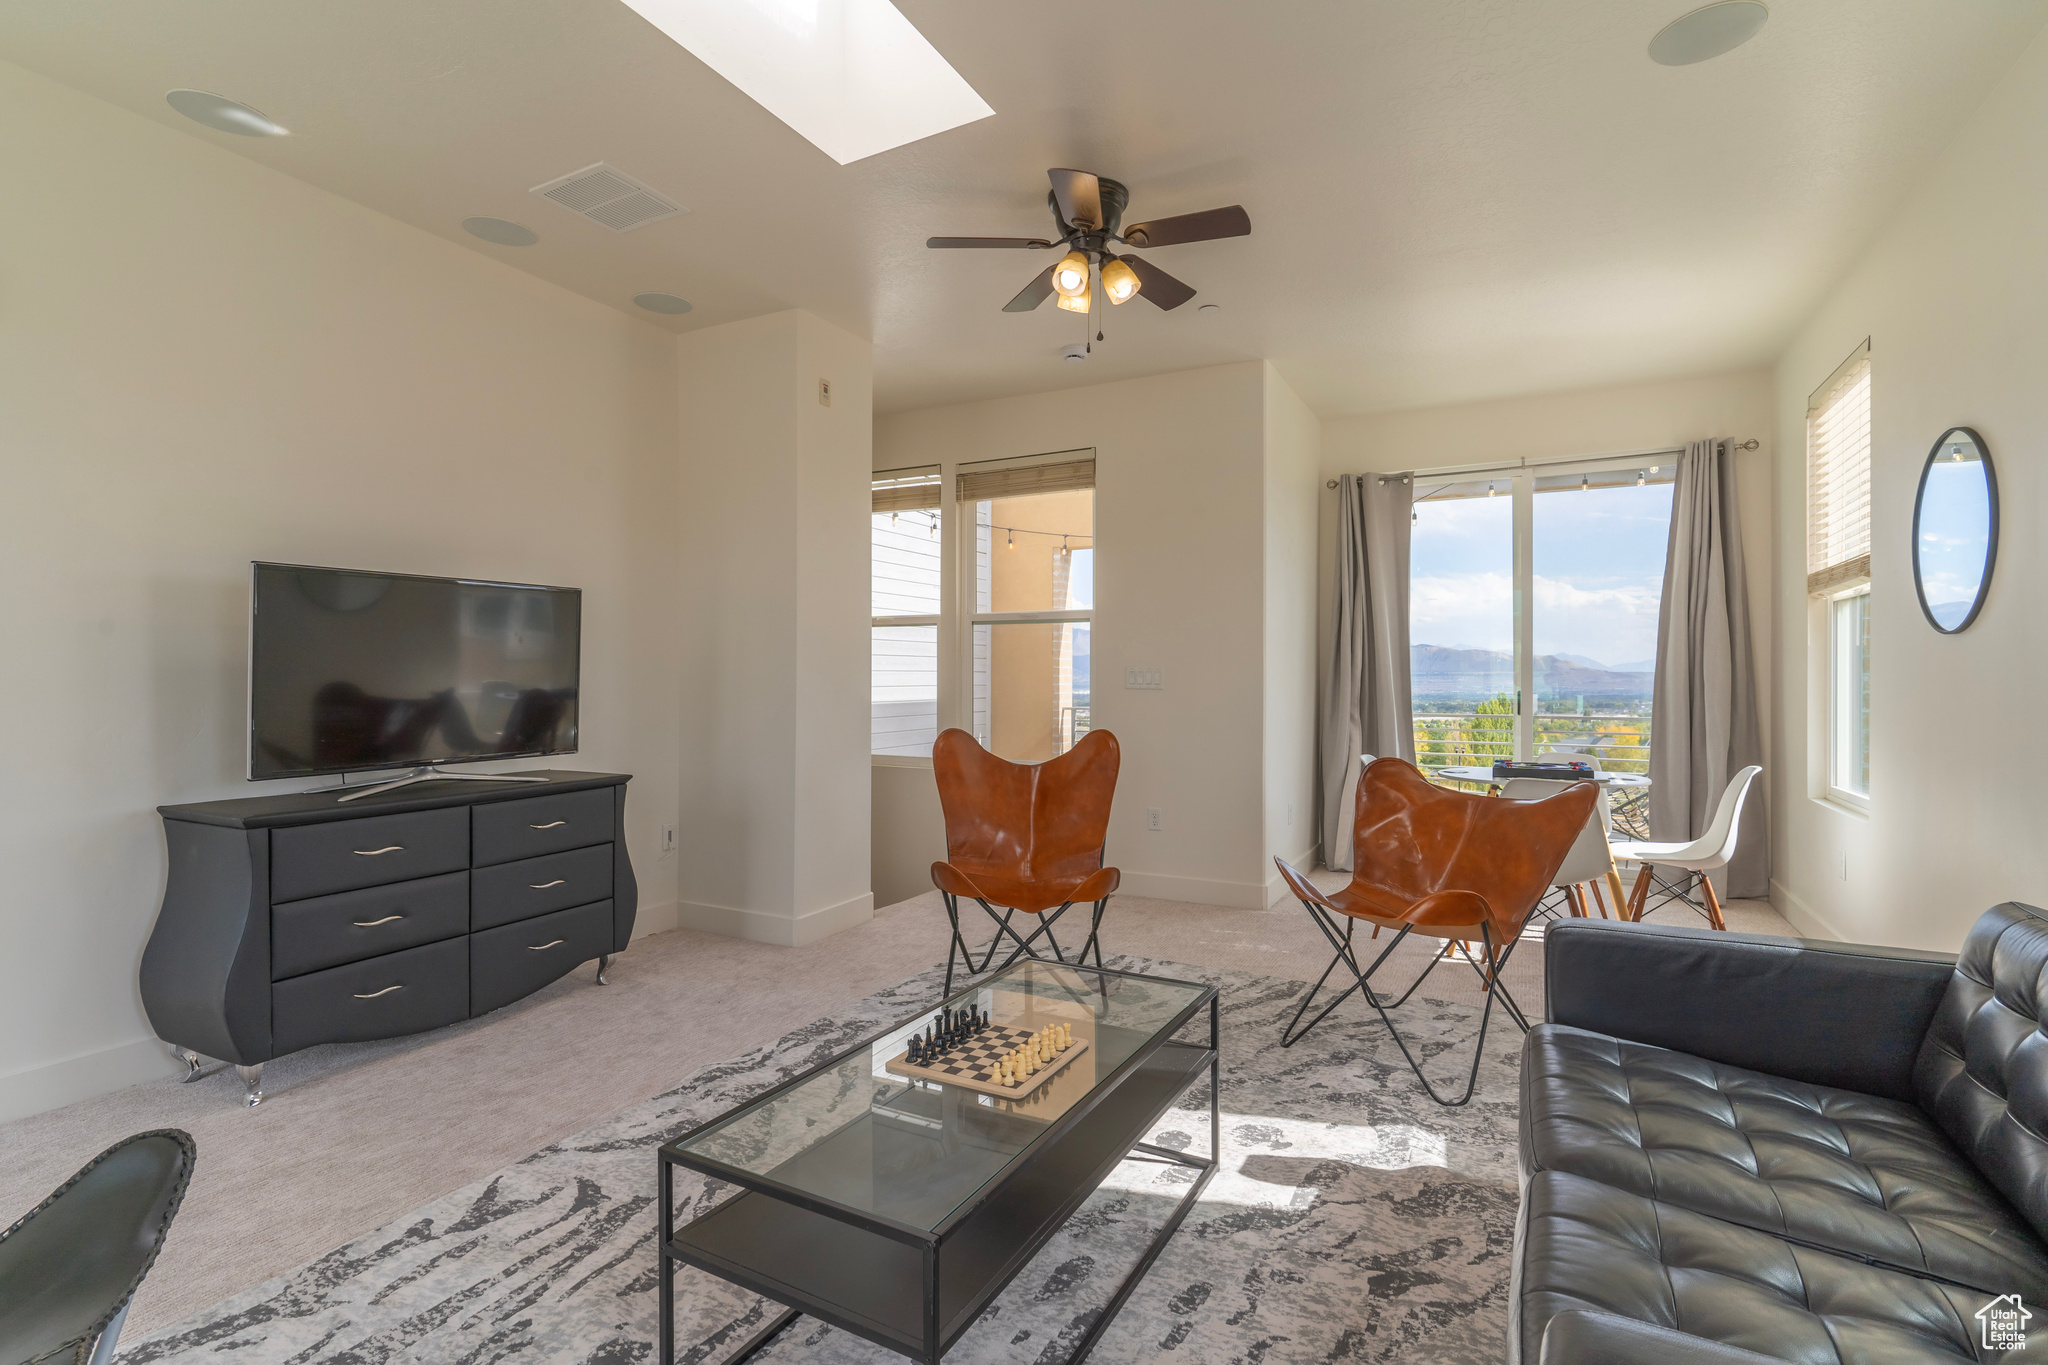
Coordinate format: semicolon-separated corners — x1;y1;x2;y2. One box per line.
927;168;1250;314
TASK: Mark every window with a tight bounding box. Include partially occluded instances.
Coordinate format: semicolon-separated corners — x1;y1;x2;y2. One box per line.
1409;464;1674;779
959;456;1094;762
1828;586;1871;802
1808;343;1872;807
871;467;942;757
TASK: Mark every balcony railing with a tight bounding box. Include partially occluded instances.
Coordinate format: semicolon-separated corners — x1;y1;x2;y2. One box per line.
1411;712;1651;776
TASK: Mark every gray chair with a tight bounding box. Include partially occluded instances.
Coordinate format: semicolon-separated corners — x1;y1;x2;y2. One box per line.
0;1129;196;1365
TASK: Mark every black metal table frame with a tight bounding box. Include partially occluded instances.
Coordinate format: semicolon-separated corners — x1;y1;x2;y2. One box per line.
658;962;1220;1365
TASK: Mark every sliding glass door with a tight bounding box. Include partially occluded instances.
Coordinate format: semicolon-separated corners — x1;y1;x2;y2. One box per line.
1410;462;1674;774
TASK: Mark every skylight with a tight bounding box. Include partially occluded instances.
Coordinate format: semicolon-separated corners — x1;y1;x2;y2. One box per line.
619;0;994;165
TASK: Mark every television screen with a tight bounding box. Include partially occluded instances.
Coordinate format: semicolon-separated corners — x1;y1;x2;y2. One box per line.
249;563;580;780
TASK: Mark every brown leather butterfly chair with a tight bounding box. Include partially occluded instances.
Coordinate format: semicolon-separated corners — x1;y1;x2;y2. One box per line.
1273;757;1596;1106
930;727;1121;995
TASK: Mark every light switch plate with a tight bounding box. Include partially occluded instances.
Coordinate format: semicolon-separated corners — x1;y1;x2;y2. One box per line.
1146;807;1163;832
1125;667;1164;690
818;378;832;407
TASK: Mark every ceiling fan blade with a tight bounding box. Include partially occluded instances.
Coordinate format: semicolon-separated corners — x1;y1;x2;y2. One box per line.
1003;264;1058;313
1048;168;1103;232
1119;205;1251;249
1116;253;1197;310
927;237;1052;249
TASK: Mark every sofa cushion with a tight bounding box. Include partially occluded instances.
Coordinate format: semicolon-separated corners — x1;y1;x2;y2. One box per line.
1524;1023;2048;1299
1915;902;2048;1246
1517;1170;2023;1364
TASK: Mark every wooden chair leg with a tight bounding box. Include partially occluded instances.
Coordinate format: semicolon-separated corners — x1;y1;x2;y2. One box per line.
1627;866;1653;921
1604;868;1630;921
1586;881;1610;919
1566;885;1587;918
1700;872;1727;931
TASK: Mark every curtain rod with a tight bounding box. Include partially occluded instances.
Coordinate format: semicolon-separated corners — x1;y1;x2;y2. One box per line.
1323;438;1759;489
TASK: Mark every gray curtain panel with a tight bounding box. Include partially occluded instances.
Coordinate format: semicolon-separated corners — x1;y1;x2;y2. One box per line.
1320;473;1414;871
1650;439;1767;897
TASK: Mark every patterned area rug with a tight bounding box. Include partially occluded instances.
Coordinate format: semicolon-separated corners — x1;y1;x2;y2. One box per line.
121;956;1525;1365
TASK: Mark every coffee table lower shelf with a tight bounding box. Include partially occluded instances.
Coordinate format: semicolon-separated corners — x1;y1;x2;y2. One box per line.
660;1035;1218;1365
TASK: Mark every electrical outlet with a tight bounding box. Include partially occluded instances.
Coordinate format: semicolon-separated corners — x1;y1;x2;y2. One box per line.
1146;807;1163;832
818;378;832;407
1126;667;1164;690
662;824;678;858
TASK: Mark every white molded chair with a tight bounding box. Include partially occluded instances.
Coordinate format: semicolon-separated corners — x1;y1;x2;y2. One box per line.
1608;765;1761;930
1536;747;1611;832
1501;777;1615;920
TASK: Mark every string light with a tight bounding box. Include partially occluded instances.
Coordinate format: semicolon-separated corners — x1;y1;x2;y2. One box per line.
1580;474;1589;492
1636;470;1645;486
1006;528;1014;549
1487;482;1496;497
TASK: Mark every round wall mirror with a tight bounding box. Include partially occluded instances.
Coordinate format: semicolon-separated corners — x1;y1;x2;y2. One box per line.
1912;426;1998;633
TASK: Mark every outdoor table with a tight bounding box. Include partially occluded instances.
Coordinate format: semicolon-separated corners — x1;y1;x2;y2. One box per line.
1432;766;1653;916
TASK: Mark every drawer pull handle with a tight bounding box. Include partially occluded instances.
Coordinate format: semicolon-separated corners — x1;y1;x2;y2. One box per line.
354;985;404;999
353;845;405;857
530;879;566;889
529;939;565;951
530;821;567;830
353;915;405;927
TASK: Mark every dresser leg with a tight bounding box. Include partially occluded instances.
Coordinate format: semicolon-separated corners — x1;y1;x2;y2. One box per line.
236;1064;265;1108
596;954;612;986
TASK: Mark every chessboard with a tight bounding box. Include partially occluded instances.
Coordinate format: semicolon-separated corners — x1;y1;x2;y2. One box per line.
883;1023;1089;1099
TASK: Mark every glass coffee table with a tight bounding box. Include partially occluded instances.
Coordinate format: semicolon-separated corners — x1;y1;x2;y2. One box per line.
658;959;1219;1365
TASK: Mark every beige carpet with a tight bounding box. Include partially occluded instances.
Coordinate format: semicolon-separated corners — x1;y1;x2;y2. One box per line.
0;884;1791;1339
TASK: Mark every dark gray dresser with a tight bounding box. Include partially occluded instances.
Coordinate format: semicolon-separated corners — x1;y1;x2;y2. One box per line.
142;770;637;1105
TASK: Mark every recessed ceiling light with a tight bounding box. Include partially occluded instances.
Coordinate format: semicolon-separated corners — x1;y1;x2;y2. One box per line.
1649;2;1768;66
1198;303;1221;314
616;0;993;164
635;293;694;315
461;217;539;246
164;89;289;137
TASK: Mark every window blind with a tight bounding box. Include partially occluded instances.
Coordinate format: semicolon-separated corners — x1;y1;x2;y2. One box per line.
872;466;941;513
1807;342;1872;594
956;456;1095;503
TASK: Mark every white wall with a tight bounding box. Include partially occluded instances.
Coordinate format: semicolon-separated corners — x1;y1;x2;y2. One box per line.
1769;26;2048;950
1314;369;1777;867
1263;365;1322;891
0;61;682;1122
675;311;875;944
873;363;1287;908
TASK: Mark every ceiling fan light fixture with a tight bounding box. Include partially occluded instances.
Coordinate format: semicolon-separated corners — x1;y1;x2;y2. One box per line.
1052;251;1091;298
1100;258;1141;305
1649;1;1769;66
1055;287;1092;313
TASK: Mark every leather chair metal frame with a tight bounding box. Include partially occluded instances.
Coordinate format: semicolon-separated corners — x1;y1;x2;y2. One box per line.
0;1128;196;1365
1273;758;1596;1106
931;728;1121;997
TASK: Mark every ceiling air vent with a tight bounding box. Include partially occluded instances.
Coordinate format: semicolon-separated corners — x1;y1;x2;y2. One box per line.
529;163;686;232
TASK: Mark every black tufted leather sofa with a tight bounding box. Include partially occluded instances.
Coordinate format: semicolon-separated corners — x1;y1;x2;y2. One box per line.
1512;904;2048;1364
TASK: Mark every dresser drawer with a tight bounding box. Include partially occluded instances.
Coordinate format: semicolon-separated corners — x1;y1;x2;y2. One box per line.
471;900;611;1015
470;845;613;932
271;938;468;1054
473;788;614;866
272;871;470;980
271;807;469;902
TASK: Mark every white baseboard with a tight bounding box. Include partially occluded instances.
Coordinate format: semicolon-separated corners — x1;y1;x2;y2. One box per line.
1264;845;1318;907
1117;869;1271;910
0;1035;185;1126
675;891;876;946
629;899;681;940
1769;878;1847;941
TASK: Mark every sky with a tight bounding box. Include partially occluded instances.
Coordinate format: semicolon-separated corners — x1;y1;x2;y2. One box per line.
1916;453;1992;626
1410;482;1675;669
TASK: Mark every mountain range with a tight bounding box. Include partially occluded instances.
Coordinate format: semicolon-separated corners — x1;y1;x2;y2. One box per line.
1411;644;1653;701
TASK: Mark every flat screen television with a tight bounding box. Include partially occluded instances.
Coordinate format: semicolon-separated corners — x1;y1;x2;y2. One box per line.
248;562;581;781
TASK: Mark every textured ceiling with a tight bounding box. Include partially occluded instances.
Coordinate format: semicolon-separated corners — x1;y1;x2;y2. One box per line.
4;0;2042;415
